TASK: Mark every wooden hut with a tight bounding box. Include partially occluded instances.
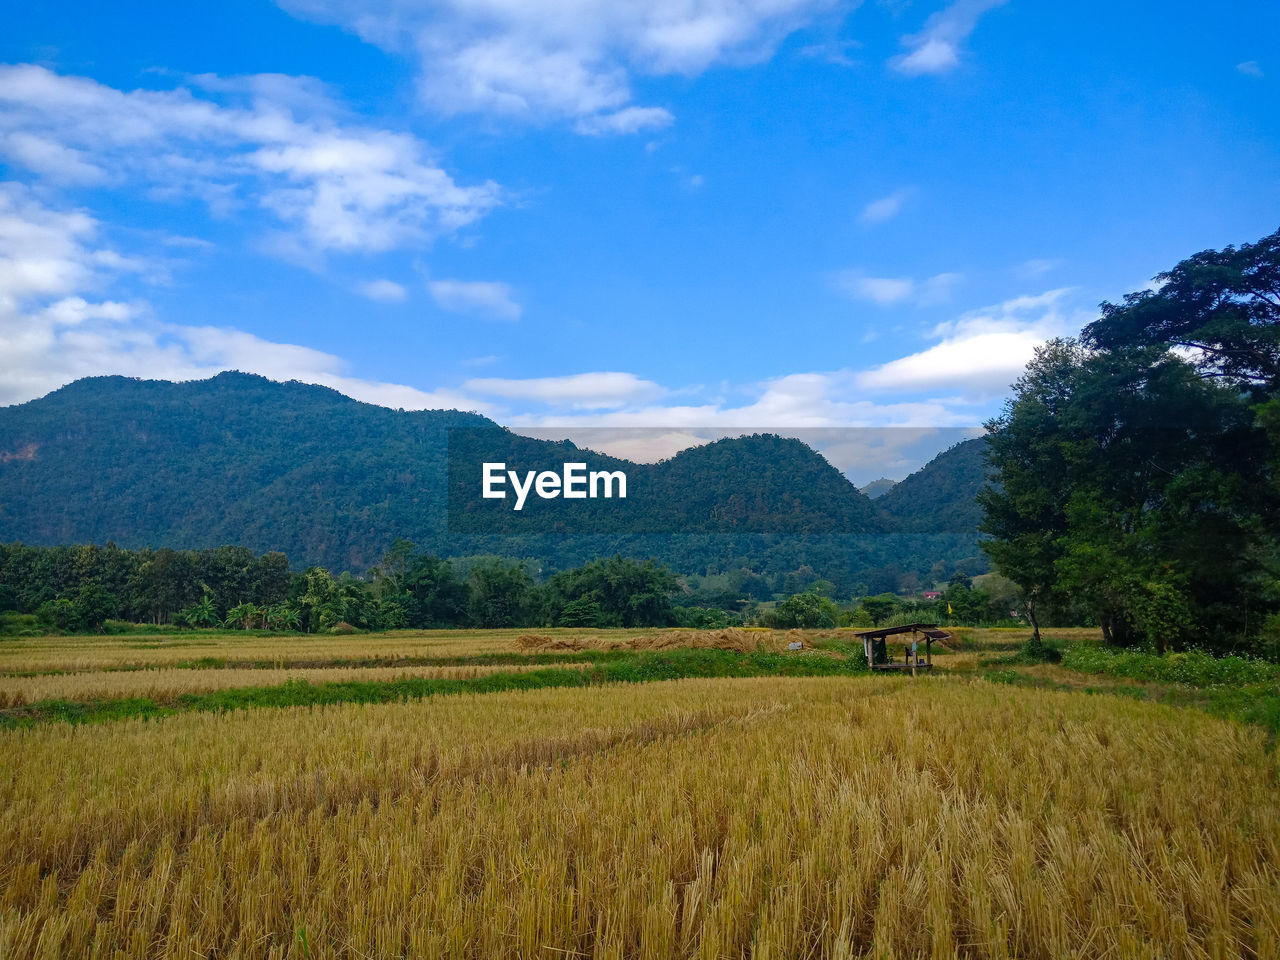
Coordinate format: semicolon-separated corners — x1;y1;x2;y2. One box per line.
853;623;952;674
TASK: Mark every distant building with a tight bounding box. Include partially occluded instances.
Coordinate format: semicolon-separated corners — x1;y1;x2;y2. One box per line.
922;591;941;600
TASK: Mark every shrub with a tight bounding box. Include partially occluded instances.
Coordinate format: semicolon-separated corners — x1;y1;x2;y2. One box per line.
1062;646;1278;687
1017;635;1062;664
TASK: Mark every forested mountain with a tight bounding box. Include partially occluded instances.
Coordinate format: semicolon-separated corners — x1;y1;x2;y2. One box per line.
0;373;987;587
876;437;990;534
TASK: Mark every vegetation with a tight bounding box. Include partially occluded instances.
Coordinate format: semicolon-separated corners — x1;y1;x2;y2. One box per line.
1061;645;1279;687
0;373;991;593
981;226;1280;655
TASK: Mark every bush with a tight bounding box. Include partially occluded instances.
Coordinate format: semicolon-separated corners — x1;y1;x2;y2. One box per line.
329;621;360;635
1018;635;1062;663
763;592;839;629
1062;646;1278;687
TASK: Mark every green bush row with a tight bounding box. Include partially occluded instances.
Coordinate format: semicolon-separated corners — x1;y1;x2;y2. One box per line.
1061;646;1278;687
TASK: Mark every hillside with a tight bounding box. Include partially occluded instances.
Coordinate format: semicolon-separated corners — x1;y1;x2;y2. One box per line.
0;374;923;577
876;437;990;534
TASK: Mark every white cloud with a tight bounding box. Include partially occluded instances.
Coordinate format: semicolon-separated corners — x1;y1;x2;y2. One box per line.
358;278;408;301
798;39;862;67
428;278;522;320
890;0;1007;76
1237;60;1264;79
575;106;674;136
859;187;912;223
465;372;665;409
276;0;848;130
1;132;108;185
0;183;494;412
0;65;500;257
857;287;1076;395
1015;257;1063;279
833;270;961;306
838;274;915;305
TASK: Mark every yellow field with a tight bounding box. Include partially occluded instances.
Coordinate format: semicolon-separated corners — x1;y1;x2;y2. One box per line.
0;661;592;707
2;660;1277;958
0;627;640;674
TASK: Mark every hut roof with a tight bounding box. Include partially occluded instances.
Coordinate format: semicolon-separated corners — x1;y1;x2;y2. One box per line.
854;623;952;642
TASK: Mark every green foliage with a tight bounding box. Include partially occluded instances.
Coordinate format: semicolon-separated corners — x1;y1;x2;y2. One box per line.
1084;226;1280;393
465;559;533;628
876;438;990;535
543;556;677;628
976;228;1280;654
763;591;840;629
671;606;741;628
0;374;991;594
857;593;900;625
1014;635;1062;664
982;233;1280;653
1061;646;1279;687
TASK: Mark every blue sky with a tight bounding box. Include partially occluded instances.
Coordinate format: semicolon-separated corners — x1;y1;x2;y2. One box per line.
1;0;1277;481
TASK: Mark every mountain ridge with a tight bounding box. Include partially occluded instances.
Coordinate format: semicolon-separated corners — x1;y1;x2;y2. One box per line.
0;373;990;584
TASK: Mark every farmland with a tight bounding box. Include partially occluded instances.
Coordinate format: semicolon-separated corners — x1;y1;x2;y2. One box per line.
1;628;1278;958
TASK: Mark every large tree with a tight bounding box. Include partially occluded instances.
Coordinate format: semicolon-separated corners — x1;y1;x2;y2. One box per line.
982;228;1280;653
1084;226;1280;393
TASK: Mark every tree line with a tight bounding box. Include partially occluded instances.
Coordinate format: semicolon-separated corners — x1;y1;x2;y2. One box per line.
0;538;1025;635
980;226;1280;657
0;541;686;633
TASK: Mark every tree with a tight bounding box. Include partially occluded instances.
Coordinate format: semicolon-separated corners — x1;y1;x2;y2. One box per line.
984;284;1276;652
466;559;533;628
1084;227;1280;394
181;593;217;628
767;591;839;629
72;584;118;631
858;593;900;626
224;602;263;630
295;567;342;633
558;597;602;627
978;339;1084;641
543;557;677;628
401;554;468;627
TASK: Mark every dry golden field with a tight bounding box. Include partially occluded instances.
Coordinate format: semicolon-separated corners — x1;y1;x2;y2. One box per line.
0;661;593;707
0;627;674;674
1;628;1278;960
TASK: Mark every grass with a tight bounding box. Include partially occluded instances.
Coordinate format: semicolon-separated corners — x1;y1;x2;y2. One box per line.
1062;644;1279;686
2;676;1277;958
979;655;1280;738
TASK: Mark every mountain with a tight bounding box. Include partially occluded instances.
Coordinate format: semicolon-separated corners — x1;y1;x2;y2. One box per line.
875;437;990;534
0;374;912;576
858;477;897;499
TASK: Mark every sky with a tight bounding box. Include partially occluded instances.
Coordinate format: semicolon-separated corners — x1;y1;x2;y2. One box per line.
1;0;1277;482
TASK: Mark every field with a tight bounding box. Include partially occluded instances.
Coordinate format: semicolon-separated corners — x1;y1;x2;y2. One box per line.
2;628;1278;959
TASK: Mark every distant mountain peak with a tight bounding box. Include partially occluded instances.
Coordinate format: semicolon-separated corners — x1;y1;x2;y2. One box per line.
859;477;897;499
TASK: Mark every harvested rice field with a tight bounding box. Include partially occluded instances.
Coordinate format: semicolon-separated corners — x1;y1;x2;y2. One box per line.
0;629;1276;959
